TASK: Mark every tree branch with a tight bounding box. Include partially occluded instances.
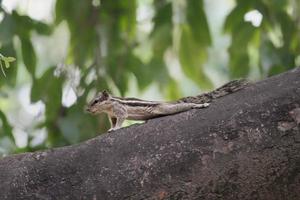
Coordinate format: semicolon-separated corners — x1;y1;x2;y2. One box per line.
0;68;300;200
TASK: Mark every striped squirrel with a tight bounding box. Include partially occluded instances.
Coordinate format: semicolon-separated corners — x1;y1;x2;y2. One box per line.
86;79;248;131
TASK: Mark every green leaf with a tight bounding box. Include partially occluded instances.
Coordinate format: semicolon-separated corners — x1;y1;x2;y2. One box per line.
10;11;52;36
4;60;9;68
0;44;17;86
0;14;16;45
151;1;172;57
20;37;36;77
186;0;212;46
179;25;212;89
31;67;63;129
0;110;14;143
0;55;16;69
277;11;296;47
4;57;16;63
268;64;286;76
31;67;61;103
58;116;80;144
147;58;169;87
230;22;257;53
119;0;137;41
34;22;52;35
152;1;172;30
262;0;287;12
165;78;182;100
229;53;250;78
228;22;257;78
0;60;6;77
55;0;68;24
127;54;152;90
224;2;252;32
151;23;172;57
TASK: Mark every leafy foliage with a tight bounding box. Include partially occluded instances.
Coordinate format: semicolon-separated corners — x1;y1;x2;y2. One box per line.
0;53;15;77
224;0;300;78
0;0;299;154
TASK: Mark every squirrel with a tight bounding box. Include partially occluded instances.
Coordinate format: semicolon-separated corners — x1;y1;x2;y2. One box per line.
86;79;248;131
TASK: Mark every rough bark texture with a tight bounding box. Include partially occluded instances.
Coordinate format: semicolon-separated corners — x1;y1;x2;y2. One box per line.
0;68;300;200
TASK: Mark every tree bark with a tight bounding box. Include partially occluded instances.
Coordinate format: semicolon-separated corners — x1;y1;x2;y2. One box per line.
0;68;300;200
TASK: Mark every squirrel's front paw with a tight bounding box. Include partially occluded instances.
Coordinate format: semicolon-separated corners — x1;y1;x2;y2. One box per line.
193;103;210;108
202;103;210;107
108;128;115;132
108;127;121;132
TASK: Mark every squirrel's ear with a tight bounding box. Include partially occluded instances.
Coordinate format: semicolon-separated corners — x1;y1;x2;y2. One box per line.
102;90;109;98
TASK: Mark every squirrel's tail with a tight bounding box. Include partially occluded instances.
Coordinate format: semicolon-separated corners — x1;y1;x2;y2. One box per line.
208;79;249;99
178;79;249;104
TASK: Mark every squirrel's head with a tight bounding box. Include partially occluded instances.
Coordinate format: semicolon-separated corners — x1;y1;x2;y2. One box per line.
86;90;111;114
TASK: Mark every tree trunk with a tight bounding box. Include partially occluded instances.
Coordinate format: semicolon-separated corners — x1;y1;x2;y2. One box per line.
0;68;300;200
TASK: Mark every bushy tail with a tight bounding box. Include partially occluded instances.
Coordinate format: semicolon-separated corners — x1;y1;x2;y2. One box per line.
177;79;249;104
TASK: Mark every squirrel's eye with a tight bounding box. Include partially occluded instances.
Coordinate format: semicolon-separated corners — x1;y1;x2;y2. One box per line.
92;99;99;106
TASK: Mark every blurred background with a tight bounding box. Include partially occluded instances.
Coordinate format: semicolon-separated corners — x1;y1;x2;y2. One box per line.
0;0;299;156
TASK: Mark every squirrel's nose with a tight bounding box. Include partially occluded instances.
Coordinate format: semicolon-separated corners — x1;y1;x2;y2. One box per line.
85;107;91;112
